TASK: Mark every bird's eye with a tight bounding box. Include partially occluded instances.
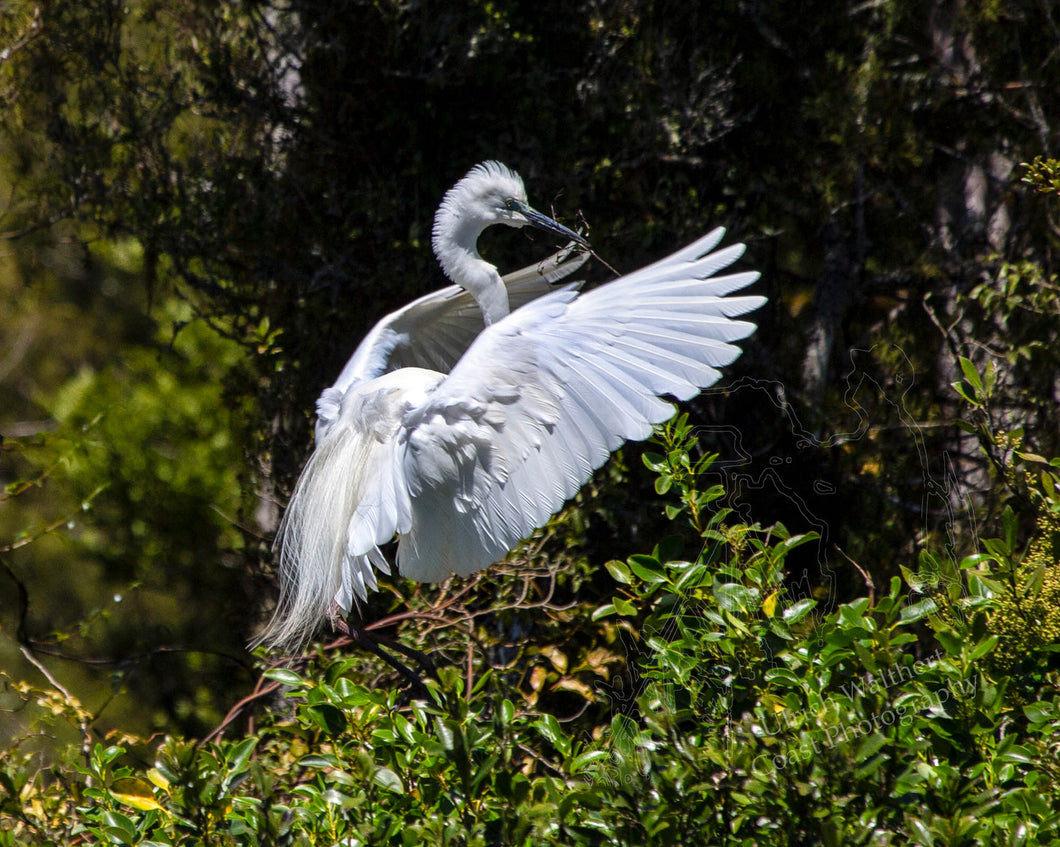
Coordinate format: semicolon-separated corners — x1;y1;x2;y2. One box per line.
503;198;517;211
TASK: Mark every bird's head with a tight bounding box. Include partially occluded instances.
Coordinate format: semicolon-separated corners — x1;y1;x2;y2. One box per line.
432;161;589;259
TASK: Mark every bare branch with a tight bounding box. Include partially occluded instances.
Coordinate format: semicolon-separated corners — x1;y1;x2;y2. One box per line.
0;5;42;70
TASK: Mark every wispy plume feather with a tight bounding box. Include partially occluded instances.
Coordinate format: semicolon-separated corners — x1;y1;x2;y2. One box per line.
252;421;374;650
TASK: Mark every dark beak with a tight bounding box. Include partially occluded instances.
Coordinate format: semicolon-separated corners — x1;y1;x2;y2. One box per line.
512;199;590;249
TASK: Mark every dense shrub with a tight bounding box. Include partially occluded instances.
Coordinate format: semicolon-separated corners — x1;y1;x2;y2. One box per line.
4;413;1060;844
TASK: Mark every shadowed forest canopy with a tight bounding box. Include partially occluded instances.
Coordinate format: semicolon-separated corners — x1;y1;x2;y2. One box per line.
1;1;1060;843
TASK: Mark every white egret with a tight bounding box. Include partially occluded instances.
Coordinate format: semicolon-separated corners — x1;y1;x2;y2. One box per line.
256;162;765;650
431;160;590;325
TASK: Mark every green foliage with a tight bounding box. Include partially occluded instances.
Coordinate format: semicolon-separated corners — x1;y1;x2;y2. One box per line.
1;293;255;736
4;420;1060;844
984;510;1060;679
44;301;245;570
3;0;1060;842
1023;157;1060;196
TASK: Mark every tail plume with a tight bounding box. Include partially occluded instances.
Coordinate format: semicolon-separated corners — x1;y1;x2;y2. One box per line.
251;422;373;650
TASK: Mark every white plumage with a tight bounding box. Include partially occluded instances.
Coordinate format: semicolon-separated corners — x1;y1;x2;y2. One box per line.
256;162;764;649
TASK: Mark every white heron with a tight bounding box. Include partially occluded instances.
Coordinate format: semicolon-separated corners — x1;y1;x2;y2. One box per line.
256;161;765;650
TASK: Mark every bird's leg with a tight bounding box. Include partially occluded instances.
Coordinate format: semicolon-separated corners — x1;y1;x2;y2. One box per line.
333;611;430;698
365;630;438;678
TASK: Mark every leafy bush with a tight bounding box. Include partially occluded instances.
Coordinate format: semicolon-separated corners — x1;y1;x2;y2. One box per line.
4;413;1060;845
3;4;1060;843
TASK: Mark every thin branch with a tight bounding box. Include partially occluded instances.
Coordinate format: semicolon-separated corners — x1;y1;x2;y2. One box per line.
1;205;75;241
28;641;253;672
0;508;80;554
0;554;29;642
18;643;94;769
836;545;875;605
202;672;286;745
0;5;42;70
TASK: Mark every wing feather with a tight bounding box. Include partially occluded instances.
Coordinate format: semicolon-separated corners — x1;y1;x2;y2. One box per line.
396;228;764;581
317;245;588;439
258;228;764;645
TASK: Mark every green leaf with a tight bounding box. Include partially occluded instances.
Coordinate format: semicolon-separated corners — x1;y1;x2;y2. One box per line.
782;598;817;623
714;582;753;612
1015;450;1051;465
854;732;888;763
102;811;137;844
654;534;684;564
982;537;1011;561
934;629;962;656
997;744;1035;765
434;717;455;751
642;451;667;472
110;777;162;812
1001;504;1018;551
299;754;340;768
227;737;258;773
968;635;999;661
373;767;404;793
604;559;632;585
959;356;983;393
535;714;570;757
899;598;937;624
906;817;934;846
1023;701;1057;726
305;704;347;735
764;668;803;688
569;749;609;773
592;603;618;620
96;744;126;767
323;787;356;808
263;668;304;687
776;532;820;556
627;554;667;584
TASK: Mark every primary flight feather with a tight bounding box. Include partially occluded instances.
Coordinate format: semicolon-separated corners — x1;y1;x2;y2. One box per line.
256;162;764;649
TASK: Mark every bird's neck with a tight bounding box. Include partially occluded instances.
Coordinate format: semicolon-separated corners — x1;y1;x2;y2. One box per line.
433;220;510;326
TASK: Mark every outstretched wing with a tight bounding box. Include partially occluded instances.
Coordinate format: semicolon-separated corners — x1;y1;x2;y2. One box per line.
316;245;588;440
394;227;765;581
